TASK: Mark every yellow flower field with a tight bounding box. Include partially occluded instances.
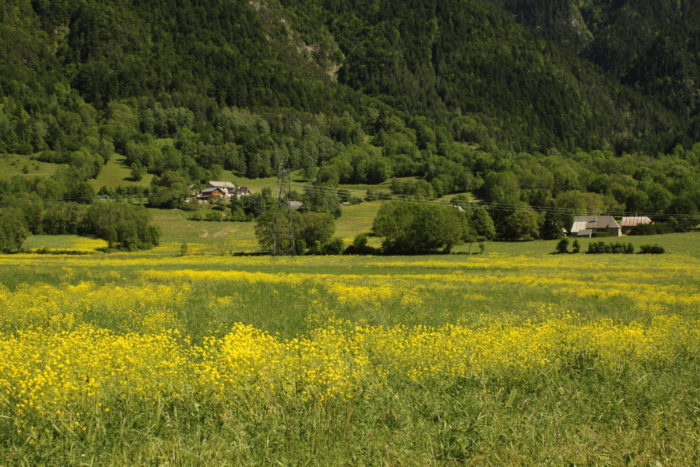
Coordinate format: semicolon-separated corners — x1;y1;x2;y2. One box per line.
0;246;698;464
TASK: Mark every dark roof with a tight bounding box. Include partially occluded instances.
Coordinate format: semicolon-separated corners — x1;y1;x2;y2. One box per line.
202;187;224;194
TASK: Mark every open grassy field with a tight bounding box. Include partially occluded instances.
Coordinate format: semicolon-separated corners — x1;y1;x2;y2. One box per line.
0;154;62;180
334;201;383;244
89;154;153;190
219;171;395;198
1;233;698;464
22;202;386;254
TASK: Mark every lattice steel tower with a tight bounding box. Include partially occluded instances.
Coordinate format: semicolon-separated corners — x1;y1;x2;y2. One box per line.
272;158;296;257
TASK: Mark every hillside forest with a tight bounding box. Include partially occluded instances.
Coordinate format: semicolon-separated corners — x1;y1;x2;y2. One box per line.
1;0;699;251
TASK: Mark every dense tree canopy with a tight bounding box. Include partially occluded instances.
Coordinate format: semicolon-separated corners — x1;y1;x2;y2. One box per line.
255;208;337;255
0;208;29;253
0;0;699;248
83;202;160;250
372;202;467;254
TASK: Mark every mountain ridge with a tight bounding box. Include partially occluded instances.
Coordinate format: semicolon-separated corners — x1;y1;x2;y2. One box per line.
1;0;699;244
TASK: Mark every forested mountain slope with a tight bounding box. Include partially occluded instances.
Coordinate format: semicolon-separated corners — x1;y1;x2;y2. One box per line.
1;0;696;158
289;0;698;152
488;0;700;137
1;0;699;247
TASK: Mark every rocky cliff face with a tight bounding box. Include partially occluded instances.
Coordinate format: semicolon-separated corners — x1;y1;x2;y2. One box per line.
491;0;593;53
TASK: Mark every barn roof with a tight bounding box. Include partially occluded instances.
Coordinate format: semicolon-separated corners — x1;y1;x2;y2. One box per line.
570;216;620;232
288;201;303;210
620;216;652;227
208;181;235;189
571;221;589;233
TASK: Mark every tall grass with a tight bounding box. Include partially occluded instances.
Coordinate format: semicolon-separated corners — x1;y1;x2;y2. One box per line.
0;245;698;464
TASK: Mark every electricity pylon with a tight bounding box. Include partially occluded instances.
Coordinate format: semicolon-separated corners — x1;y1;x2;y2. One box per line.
272;159;296;257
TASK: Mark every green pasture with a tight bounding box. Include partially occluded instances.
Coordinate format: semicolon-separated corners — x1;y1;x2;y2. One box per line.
219;171;394;198
0;154;62;180
334;201;382;243
1;233;699;464
453;231;700;257
148;208;258;253
90;154;153;189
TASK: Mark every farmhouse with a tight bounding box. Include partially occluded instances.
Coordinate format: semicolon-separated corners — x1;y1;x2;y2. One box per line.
570;216;621;237
620;216;652;234
207;181;236;198
193;181;253;203
199;187;226;203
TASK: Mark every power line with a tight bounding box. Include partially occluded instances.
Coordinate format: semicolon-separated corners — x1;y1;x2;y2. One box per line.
294;184;700;219
1;182;698;220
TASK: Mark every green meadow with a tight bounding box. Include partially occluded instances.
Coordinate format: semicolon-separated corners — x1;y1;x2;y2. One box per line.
89;154;153;189
0;234;698;464
0;154;61;180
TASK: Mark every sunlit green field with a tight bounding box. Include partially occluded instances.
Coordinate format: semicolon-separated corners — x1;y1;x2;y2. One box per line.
1;234;698;464
0;154;62;180
89;154;153;189
22;202;387;254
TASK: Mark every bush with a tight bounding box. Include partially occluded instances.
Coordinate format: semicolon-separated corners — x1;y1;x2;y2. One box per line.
365;190;379;201
500;208;541;241
586;241;635;254
639;244;665;254
344;234;379;255
205;210;224;221
627;221;691;235
555;238;569;254
32;248;90;255
321;238;344;255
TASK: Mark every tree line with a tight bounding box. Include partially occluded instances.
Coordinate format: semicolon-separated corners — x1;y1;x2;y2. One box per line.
0;175;159;252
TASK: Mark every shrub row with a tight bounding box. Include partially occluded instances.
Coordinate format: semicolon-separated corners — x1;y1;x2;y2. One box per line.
587;242;635;254
639;244;665;254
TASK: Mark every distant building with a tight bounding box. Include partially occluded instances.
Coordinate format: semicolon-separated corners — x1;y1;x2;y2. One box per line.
620;216;652;234
234;186;251;198
570;216;621;237
288;201;303;211
207;181;236;199
199;187;226;203
208;181;235;190
196;181;252;202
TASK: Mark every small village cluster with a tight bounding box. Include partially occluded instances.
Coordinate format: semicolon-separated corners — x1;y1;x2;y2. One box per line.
569;215;652;237
194;181;251;203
